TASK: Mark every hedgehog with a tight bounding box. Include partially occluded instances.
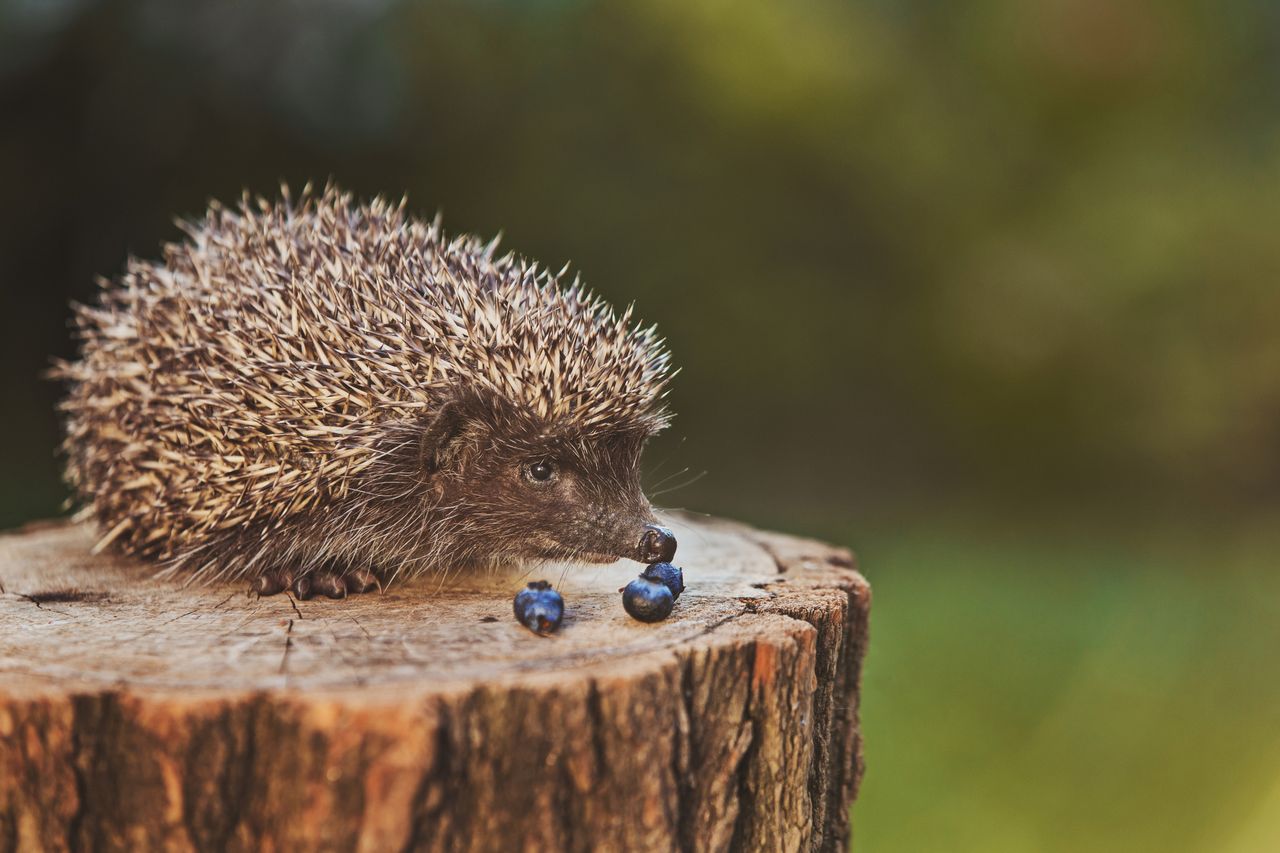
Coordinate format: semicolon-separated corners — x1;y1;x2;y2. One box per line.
52;185;679;600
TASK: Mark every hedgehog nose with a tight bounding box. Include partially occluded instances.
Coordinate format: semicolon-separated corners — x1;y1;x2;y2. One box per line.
636;524;677;563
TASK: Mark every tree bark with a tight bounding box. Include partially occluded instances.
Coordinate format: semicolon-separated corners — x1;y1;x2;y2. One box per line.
0;514;869;852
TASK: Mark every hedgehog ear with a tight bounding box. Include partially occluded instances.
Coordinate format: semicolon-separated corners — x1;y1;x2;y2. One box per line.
419;400;469;474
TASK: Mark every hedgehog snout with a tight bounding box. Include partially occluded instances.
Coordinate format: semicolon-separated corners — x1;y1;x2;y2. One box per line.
636;524;678;564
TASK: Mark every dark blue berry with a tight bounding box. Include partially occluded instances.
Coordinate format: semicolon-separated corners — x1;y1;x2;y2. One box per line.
640;562;685;600
621;577;675;622
513;581;564;635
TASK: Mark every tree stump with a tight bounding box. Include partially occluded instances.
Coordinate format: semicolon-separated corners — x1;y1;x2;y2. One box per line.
0;514;869;852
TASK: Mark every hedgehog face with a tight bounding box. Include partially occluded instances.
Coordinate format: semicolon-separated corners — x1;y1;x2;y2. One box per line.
421;395;661;566
469;434;658;565
503;439;657;563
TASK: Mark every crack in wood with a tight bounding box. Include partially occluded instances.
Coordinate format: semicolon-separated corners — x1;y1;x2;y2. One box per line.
14;593;76;618
278;619;295;675
349;614;373;640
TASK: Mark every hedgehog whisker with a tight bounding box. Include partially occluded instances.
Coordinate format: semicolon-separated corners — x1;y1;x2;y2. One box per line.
650;470;707;498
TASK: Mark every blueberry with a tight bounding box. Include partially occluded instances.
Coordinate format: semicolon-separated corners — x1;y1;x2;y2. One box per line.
513;581;564;636
640;562;684;600
621;577;675;622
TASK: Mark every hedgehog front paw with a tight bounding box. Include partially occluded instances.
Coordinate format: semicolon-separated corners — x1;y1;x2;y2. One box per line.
252;569;292;597
251;567;382;600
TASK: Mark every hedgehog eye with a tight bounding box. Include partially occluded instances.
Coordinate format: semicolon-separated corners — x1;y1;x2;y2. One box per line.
525;460;558;484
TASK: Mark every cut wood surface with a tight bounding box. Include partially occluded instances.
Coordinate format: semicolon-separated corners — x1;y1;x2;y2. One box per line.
0;513;869;852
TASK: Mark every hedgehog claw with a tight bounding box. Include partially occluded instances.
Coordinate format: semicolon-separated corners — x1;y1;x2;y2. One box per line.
253;570;291;597
290;575;315;600
346;567;381;594
313;571;348;599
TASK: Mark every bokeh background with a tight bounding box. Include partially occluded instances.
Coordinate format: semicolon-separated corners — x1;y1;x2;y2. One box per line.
3;1;1279;849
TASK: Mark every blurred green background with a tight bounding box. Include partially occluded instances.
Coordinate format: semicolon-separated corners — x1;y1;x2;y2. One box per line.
2;0;1278;849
